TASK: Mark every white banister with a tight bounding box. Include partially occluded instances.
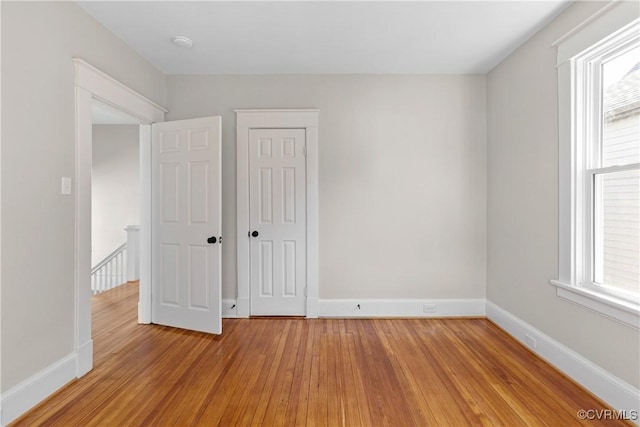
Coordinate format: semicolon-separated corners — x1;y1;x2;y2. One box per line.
91;242;127;294
125;225;140;282
90;225;140;295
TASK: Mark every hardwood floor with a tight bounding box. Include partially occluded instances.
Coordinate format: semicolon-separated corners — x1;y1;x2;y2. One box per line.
12;282;630;426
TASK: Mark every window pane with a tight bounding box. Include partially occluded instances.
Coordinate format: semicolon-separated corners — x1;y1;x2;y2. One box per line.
601;47;640;168
593;169;640;294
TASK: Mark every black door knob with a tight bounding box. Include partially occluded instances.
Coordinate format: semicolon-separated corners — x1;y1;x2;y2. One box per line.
251;231;259;237
207;236;217;244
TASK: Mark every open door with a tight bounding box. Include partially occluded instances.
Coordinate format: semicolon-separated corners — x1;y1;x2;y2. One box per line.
151;117;222;334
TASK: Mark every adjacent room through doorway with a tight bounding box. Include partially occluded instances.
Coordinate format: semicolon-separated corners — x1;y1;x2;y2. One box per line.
91;101;141;295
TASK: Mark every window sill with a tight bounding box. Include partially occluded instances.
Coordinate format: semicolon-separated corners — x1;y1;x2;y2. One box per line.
550;280;640;329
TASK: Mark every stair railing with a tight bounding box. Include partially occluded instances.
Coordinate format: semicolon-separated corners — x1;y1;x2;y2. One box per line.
91;243;127;294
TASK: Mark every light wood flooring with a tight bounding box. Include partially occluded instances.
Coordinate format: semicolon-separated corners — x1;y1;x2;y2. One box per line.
12;282;630;426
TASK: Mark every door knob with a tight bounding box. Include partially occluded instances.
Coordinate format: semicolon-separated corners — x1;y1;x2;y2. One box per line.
251;231;259;238
207;236;217;244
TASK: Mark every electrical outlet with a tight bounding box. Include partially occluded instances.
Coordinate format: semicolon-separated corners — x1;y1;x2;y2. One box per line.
524;334;537;349
423;303;437;314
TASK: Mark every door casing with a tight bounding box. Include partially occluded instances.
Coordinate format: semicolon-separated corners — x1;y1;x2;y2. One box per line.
74;59;165;376
235;109;320;318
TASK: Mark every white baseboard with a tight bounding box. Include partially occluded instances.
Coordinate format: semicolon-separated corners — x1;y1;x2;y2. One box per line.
222;299;239;318
318;298;486;318
76;339;93;377
486;301;640;423
225;297;484;318
1;353;77;426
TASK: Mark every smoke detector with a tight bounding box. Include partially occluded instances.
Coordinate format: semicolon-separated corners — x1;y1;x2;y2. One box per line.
171;36;193;48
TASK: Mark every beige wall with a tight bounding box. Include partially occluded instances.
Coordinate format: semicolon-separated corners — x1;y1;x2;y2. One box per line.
92;125;140;266
166;74;487;300
487;1;640;387
1;1;165;391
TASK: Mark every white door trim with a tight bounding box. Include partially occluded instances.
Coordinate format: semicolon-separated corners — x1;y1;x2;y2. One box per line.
73;59;165;376
236;109;319;318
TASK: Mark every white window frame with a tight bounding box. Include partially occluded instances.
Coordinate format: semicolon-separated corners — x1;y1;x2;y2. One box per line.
581;30;639;302
552;2;640;329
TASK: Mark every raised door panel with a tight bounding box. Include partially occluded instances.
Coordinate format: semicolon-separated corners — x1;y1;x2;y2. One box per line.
188;161;210;224
259;241;274;297
189;245;210;310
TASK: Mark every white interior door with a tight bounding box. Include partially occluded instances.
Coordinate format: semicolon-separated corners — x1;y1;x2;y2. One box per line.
249;129;307;315
151;117;222;334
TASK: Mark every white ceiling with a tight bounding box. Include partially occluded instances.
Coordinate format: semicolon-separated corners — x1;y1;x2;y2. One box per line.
77;1;572;75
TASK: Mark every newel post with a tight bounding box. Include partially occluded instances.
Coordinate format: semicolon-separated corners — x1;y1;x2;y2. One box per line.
125;225;140;281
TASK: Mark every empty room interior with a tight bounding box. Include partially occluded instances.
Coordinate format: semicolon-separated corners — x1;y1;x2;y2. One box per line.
1;1;639;426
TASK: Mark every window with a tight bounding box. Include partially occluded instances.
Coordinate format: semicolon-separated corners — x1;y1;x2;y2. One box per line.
584;38;639;302
553;4;639;328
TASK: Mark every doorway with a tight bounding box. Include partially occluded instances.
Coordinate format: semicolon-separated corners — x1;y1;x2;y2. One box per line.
91;101;140;294
74;59;165;376
75;60;223;377
235;109;320;318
